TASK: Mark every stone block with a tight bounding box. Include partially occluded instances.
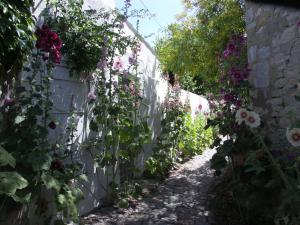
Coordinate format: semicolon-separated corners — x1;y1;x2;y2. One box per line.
248;45;257;63
268;97;283;106
258;46;271;60
280;26;296;44
274;78;287;88
255;62;269;88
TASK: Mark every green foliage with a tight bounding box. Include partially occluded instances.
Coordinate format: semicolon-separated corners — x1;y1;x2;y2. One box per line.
179;114;213;157
47;0;132;77
145;88;213;178
155;0;245;94
0;0;35;83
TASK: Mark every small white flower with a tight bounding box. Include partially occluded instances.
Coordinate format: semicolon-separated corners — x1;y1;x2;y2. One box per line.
286;128;300;147
235;108;249;125
245;111;261;128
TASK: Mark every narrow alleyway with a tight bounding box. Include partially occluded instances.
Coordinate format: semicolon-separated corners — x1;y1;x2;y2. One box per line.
82;149;217;225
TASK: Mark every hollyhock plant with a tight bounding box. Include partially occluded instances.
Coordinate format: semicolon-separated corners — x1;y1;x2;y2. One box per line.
286;128;300;147
245;111;261;128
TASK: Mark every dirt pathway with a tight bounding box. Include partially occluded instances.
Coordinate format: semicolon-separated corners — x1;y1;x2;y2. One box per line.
82;149;217;225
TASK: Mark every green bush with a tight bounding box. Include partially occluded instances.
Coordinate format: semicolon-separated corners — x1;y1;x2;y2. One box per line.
145;111;213;179
179;114;213;158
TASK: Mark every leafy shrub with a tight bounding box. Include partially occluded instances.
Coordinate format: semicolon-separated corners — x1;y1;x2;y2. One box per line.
145;99;213;179
179;114;213;158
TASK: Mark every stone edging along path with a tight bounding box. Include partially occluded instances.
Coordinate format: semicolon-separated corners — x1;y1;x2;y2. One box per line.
82;149;218;225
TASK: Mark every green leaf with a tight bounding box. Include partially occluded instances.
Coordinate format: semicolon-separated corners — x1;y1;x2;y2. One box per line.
295;95;300;101
0;172;28;195
0;146;16;168
14;115;26;124
11;193;31;204
27;152;52;171
41;173;62;191
78;174;88;182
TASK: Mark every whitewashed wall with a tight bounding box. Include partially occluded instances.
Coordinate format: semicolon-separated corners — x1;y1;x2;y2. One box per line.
32;0;209;216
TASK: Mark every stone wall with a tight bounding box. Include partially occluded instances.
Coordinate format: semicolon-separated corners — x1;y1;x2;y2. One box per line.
246;1;300;148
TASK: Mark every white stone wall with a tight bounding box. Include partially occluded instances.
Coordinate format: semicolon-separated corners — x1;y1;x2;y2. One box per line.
31;0;209;215
246;1;300;148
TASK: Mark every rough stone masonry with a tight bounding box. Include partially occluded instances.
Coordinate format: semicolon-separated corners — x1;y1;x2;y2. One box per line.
246;1;300;148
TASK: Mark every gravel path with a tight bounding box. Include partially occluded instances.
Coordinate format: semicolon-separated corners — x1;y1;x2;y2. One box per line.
82;149;217;225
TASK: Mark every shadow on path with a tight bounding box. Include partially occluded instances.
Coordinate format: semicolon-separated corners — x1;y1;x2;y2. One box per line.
82;149;218;225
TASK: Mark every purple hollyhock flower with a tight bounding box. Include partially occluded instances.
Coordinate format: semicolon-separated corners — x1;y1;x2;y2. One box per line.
48;121;56;129
3;95;14;106
235;99;241;109
227;44;236;52
297;19;300;27
233;70;243;81
128;56;136;65
223;49;231;58
223;93;234;102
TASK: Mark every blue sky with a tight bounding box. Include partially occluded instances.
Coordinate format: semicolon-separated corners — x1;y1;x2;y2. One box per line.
115;0;184;48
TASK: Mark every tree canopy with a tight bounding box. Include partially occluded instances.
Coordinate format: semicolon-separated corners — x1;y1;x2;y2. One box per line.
155;0;245;94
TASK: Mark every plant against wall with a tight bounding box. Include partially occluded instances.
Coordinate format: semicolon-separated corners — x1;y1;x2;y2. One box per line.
144;81;214;179
206;33;300;225
0;25;86;225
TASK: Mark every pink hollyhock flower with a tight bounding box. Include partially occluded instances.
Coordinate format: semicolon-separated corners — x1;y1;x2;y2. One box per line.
113;58;124;70
286;128;300;147
129;81;135;95
87;91;97;101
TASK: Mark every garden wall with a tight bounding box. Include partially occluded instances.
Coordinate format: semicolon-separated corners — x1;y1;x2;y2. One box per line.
31;0;209;216
246;1;300;148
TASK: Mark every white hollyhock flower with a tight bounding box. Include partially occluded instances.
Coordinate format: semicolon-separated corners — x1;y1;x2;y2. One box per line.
235;108;249;125
245;111;261;128
286;128;300;147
